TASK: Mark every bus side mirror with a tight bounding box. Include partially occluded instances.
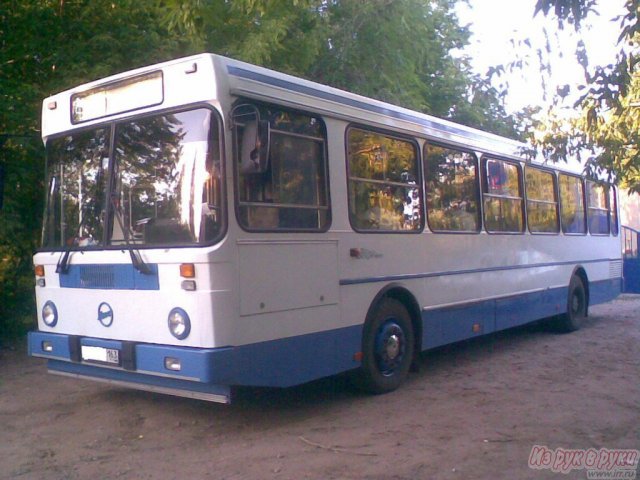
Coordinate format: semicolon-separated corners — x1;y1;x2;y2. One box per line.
239;119;270;174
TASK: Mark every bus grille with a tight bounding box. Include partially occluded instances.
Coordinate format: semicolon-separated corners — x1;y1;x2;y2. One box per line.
609;260;623;279
59;264;159;290
80;265;115;289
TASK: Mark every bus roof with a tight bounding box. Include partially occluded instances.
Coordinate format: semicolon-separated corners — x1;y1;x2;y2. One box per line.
42;53;583;174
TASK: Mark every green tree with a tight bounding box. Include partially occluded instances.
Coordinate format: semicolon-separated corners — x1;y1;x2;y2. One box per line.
528;0;640;190
0;0;183;339
162;0;324;75
162;0;523;138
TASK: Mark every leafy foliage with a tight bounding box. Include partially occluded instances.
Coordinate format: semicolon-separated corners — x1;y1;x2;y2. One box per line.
0;0;181;338
528;0;640;190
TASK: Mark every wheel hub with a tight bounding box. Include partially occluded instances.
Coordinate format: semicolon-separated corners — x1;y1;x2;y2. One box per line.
385;334;401;360
375;321;405;375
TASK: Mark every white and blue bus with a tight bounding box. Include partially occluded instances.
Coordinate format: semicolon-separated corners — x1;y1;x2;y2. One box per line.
28;54;622;403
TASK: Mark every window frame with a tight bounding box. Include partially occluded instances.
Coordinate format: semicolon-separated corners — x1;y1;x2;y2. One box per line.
524;165;560;235
345;124;424;234
423;140;481;235
610;185;619;236
481;156;525;235
39;102;227;252
42;123;112;250
586;180;611;236
232;100;332;233
558;173;587;236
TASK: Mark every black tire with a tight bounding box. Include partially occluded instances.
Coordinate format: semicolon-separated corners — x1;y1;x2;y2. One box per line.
554;275;588;332
358;298;415;394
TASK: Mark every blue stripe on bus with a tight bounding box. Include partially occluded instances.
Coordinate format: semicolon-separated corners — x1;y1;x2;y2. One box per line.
28;326;364;388
28;278;621;392
59;263;159;290
339;258;618;286
421;278;620;349
227;66;499;146
589;278;623;305
422;286;566;348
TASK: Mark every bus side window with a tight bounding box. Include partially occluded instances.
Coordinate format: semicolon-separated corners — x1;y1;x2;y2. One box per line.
347;128;422;232
559;174;587;234
525;167;559;234
424;143;480;232
482;159;524;233
587;180;610;235
610;186;619;236
233;103;330;231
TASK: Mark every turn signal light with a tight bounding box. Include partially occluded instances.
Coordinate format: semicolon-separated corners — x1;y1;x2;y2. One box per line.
35;265;45;277
180;263;195;278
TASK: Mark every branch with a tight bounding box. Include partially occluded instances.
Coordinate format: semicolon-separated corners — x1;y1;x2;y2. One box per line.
298;436;377;457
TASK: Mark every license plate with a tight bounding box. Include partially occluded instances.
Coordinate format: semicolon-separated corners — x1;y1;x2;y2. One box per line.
81;345;120;365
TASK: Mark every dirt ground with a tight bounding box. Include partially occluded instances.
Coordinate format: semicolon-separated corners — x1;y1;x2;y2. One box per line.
1;295;638;480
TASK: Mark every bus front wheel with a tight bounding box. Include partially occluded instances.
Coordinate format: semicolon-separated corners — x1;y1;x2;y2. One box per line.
358;298;415;394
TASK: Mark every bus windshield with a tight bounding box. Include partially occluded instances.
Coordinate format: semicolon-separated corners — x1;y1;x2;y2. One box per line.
43;108;222;249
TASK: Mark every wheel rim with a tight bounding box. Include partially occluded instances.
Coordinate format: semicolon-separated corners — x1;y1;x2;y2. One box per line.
571;288;585;317
374;320;406;376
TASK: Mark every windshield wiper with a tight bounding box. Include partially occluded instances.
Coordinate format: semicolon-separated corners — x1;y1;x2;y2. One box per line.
54;164;105;274
56;212;88;274
110;195;152;275
55;248;73;274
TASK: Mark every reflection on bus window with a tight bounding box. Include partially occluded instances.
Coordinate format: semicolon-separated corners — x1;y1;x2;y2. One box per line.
559;174;586;234
424;143;479;232
234;104;330;231
44;128;110;248
347;128;421;232
43;110;222;249
610;186;619;236
483;159;524;233
525;168;559;233
113;109;222;245
587;181;610;235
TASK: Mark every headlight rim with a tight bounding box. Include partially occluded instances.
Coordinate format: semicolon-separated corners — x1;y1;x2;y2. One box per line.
168;307;191;340
42;300;58;327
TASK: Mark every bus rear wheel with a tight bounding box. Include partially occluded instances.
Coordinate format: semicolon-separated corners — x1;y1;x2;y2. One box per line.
554;275;587;332
358;298;415;394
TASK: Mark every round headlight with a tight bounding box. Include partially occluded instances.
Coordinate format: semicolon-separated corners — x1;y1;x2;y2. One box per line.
42;301;58;327
168;308;191;340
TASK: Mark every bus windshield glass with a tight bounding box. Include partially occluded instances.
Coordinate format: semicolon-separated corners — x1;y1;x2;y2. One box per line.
43;108;222;249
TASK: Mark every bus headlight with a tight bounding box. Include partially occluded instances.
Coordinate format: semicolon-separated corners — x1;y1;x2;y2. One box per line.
42;301;58;327
168;308;190;340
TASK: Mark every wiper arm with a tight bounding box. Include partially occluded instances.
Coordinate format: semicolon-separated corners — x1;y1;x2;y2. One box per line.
55;248;73;274
110;195;152;275
56;210;89;274
128;247;152;275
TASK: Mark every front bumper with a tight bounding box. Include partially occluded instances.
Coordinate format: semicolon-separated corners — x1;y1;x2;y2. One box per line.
28;331;233;403
28;323;363;401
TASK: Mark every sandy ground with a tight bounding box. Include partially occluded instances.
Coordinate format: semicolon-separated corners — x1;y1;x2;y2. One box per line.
1;295;638;480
